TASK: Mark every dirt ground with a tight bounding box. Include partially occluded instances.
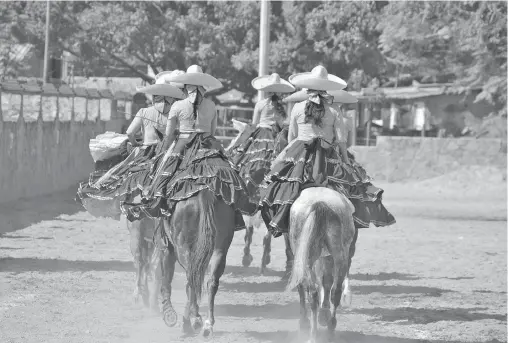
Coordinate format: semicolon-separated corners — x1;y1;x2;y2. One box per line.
0;172;506;343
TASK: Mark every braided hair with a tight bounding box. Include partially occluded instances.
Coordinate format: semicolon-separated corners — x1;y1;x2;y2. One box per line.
268;93;287;119
304;100;326;127
303;90;333;127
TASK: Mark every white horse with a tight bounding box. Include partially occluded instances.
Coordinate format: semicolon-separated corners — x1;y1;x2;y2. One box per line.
286;187;355;343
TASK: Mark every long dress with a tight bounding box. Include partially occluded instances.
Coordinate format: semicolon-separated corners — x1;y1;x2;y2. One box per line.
121;97;256;232
227;97;289;203
76;106;169;219
258;100;396;238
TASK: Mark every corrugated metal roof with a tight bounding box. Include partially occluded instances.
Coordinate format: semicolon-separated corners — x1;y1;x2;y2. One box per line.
349;85;449;101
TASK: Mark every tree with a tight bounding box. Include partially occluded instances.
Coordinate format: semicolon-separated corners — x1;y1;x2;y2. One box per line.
378;1;507;113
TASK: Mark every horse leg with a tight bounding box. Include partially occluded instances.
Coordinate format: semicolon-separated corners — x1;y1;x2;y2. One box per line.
327;270;348;342
342;226;359;307
161;244;178;327
146;243;162;314
260;229;271;274
297;284;310;332
242;224;254;267
127;220;144;304
318;257;333;327
283;233;294;280
182;283;193;334
308;286;320;343
203;230;234;337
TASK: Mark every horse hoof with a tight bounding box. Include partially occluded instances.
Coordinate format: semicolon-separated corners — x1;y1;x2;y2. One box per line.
318;309;331;327
326;329;336;342
132;289;141;304
203;320;213;338
299;318;310;332
242;254;253;267
191;316;203;332
341;290;353;307
163;308;178;327
262;254;271;266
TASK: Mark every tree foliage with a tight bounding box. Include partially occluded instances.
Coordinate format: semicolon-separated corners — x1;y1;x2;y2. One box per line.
0;0;506;112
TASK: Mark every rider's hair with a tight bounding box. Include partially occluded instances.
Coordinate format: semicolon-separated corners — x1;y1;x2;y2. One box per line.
304;92;326;127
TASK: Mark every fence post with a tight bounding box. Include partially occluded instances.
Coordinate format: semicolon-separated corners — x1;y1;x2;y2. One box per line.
16;99;26;197
0;89;3;133
352;103;358;146
365;104;371;146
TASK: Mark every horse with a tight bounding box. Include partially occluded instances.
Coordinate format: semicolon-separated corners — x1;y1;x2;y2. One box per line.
286;187;356;343
159;189;237;337
123;214;162;313
226;120;294;277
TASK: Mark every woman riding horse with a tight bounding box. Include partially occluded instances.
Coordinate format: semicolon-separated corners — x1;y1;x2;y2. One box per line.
122;64;255;226
281;87;372;274
76;70;186;218
121;65;256;335
228;73;295;201
258;65;396;239
227;73;295;273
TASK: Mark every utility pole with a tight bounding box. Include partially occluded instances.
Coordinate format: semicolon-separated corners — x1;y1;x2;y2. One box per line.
42;0;50;84
258;0;270;101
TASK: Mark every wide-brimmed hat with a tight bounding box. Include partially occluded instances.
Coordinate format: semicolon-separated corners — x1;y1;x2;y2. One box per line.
136;70;186;99
289;66;347;91
251;73;295;93
283;88;357;104
164;64;222;91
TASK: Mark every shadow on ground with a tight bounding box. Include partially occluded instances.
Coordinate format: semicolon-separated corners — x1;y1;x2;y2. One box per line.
224;265;286;278
220;279;287;293
353;284;452;297
0;185;82;236
0;257;133;273
216;302;300;319
245;329;507;343
353;306;507;325
350;272;420;281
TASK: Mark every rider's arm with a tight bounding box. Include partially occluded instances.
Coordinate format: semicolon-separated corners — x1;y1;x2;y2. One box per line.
210;102;217;135
333;109;350;164
251;101;262;127
162;104;179;151
287;103;299;143
126;109;143;147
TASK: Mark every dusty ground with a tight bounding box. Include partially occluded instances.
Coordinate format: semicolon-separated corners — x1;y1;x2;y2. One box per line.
0;173;506;343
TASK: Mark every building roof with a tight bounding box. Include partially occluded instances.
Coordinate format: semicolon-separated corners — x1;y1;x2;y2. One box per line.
349;83;481;102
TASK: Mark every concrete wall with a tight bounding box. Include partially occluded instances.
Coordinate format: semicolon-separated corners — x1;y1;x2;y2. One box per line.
0;85;131;204
352;136;507;182
0;117;107;204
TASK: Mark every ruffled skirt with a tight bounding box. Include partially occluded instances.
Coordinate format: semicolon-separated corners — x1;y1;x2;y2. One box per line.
258;138;396;238
228;124;288;201
76;144;162;219
122;133;256;230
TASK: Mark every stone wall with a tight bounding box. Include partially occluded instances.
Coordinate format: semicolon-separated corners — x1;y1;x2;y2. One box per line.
351;136;506;182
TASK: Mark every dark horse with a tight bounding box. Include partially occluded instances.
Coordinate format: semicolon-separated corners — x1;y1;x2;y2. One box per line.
225;124;294;276
158;189;237;337
124;215;161;313
286;187;356;343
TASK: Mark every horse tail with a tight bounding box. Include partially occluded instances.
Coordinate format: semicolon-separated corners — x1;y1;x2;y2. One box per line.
287;201;333;291
188;190;217;302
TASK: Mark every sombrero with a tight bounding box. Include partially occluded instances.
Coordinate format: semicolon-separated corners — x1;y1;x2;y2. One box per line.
283;89;358;104
164;65;223;91
136;70;186;99
251;73;295;93
289;65;347;91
